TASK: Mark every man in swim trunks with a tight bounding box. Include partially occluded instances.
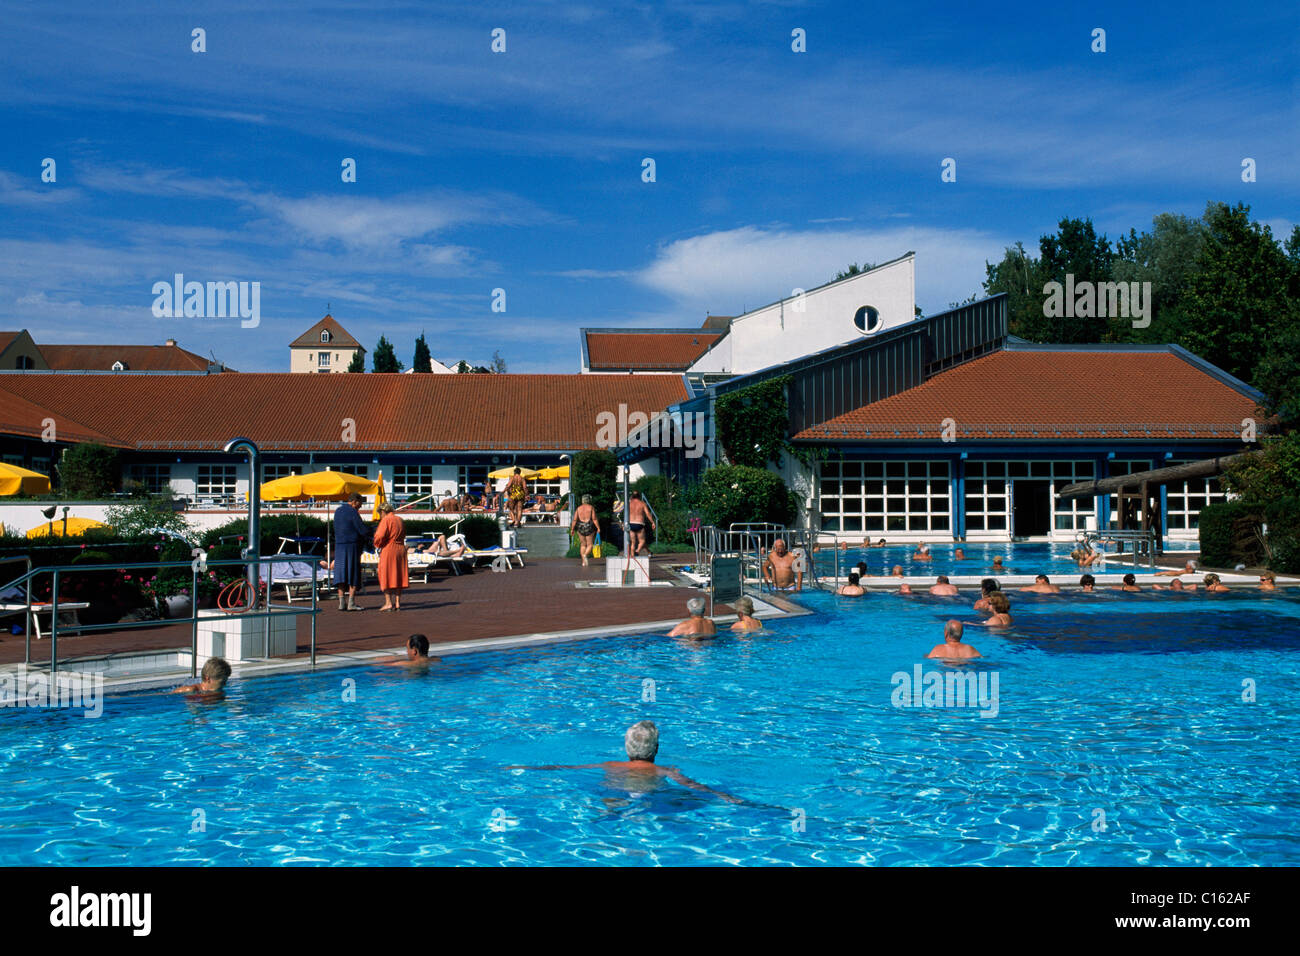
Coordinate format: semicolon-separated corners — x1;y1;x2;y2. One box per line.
626;491;655;556
763;538;802;592
667;597;717;638
929;575;959;596
927;620;982;659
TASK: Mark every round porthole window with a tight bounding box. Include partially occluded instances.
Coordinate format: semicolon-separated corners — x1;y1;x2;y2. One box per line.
853;305;882;334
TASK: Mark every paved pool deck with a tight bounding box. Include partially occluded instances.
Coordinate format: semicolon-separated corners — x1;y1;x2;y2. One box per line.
0;554;808;694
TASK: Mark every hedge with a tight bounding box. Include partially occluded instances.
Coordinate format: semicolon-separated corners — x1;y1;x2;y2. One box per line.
689;465;798;530
1198;497;1300;573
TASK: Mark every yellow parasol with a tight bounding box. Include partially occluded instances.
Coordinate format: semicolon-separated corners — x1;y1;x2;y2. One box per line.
487;466;540;479
0;463;52;496
259;470;380;567
372;470;387;520
534;465;570;480
27;517;112;538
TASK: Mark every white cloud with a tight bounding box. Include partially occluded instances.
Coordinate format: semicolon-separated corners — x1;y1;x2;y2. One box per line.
636;224;1011;317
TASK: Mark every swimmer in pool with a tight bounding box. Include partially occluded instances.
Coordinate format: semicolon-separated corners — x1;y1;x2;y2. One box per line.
1079;573;1096;592
838;571;865;596
891;565;905;578
897;582;915;595
974;578;1000;610
990;556;1010;573
172;657;231;698
1203;573;1230;592
912;544;933;562
1154;578;1193;591
928;575;959;596
977;592;1012;626
1259;571;1277;591
1019;574;1060;594
507;720;741;804
854;561;869;577
926;620;982;659
953;548;966;561
1155;560;1198;577
668;597;718;638
381;633;441;666
730;596;763;632
1117;573;1141;592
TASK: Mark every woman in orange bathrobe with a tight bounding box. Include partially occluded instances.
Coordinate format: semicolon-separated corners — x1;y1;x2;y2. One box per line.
372;503;409;611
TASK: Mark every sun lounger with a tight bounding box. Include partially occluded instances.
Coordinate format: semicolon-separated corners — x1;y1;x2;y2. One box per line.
464;545;527;568
259;559;321;603
0;598;92;639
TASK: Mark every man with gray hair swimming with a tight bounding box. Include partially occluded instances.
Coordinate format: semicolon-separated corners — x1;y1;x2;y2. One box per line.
508;720;741;804
926;620;982;659
667;596;717;638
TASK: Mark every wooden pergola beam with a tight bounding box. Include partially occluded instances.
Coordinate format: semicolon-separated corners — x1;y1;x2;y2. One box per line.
1055;451;1259;501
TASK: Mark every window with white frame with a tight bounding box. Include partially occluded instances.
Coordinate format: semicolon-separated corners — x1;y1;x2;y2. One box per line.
964;461;1009;532
195;465;238;499
321;330;331;343
392;465;433;497
819;460;950;533
262;464;302;482
458;465;489;497
1164;460;1227;532
318;351;331;368
965;460;1094;532
127;463;172;494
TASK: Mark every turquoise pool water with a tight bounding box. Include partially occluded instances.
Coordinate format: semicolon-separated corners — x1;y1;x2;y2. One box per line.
1;587;1296;866
812;541;1179;579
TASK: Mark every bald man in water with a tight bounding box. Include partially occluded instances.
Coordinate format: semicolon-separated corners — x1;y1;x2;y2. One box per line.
926;620;982;660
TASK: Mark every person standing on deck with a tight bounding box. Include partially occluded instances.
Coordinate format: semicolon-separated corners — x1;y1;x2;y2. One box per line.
570;494;602;567
627;491;655;556
373;503;409;612
333;492;372;611
505;468;528;529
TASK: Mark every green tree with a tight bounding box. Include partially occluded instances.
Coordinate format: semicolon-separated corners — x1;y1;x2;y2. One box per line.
1178;202;1298;388
456;360;470;374
982;241;1046;340
345;350;365;372
104;496;195;540
412;334;432;373
834;262;875;282
372;336;404;373
57;443;121;498
692;465;797;529
1110;212;1207;344
1012;218;1115;343
572;449;618;523
490;349;507;373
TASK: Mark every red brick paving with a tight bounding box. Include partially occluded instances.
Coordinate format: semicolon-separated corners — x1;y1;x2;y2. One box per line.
0;556;717;665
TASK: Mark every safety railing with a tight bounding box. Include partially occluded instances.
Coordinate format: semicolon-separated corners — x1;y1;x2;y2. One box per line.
1078;528;1161;571
0;556;320;676
692;523;820;595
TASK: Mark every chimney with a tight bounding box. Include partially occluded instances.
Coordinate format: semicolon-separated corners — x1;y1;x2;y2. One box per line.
165;338;177;347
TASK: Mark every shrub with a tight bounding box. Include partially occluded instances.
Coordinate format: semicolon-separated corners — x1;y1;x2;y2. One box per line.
573;449;617;521
1199;501;1265;567
1263;496;1300;574
56;443;121;498
104;495;195;540
200;514;329;553
691;465;797;530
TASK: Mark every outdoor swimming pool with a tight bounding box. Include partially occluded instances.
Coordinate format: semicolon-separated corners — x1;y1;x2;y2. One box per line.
811;540;1176;579
1;587;1296;866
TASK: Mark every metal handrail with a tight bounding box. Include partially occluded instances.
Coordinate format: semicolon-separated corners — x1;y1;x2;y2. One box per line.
1;556;319;675
1080;528;1161;571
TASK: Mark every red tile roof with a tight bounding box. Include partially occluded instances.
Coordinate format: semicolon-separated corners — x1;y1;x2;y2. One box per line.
794;350;1260;442
39;343;213;372
290;315;363;349
585;330;719;370
0;373;690;451
0;332;19;354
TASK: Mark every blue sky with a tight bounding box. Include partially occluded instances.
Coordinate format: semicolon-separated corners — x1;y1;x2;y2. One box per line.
1;0;1295;372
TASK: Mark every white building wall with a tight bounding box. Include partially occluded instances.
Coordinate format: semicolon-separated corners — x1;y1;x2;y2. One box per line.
689;255;916;375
